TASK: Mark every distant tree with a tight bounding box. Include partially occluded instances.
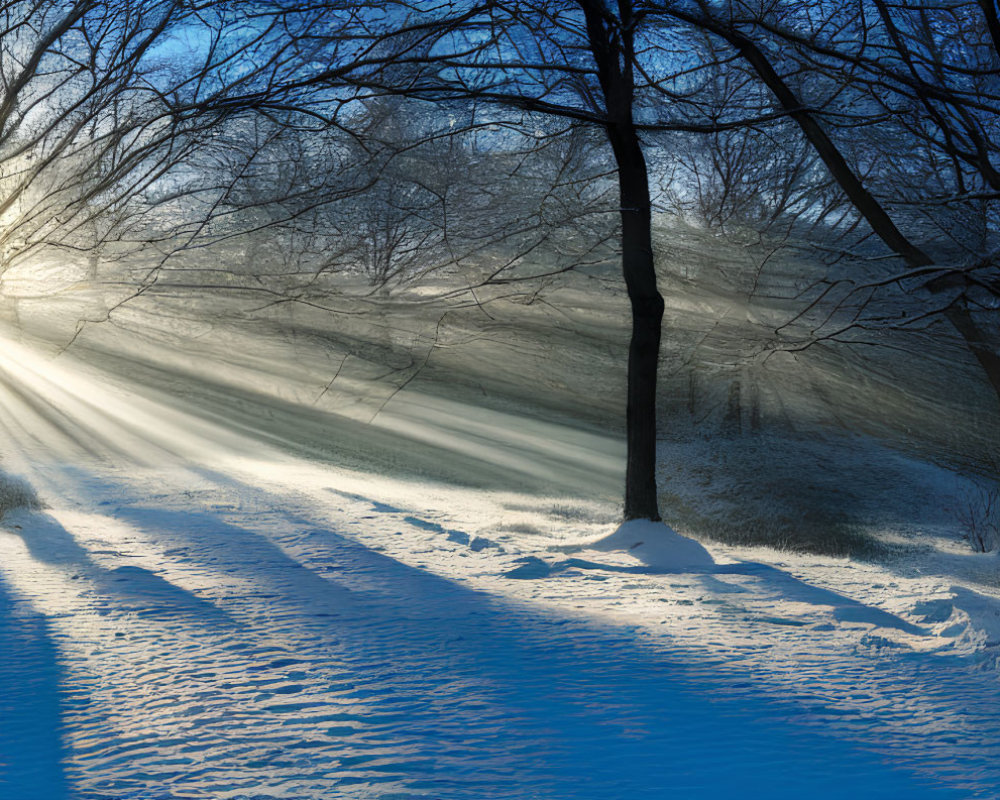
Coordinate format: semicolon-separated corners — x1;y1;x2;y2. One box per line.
192;97;615;303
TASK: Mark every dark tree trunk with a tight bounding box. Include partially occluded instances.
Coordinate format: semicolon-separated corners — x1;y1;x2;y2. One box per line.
610;124;664;520
581;0;664;520
943;305;1000;400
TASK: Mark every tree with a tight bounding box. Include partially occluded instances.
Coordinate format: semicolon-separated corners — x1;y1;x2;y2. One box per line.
183;0;986;519
0;1;222;277
197;1;721;520
179;96;615;305
657;0;1000;403
27;0;996;522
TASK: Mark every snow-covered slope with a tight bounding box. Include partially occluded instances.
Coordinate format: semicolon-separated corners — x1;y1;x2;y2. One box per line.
0;332;998;798
1;228;999;797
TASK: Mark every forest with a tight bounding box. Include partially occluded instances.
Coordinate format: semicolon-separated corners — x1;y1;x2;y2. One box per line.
0;2;999;798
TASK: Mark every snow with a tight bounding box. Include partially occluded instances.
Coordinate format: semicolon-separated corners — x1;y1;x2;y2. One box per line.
589;519;716;569
1;465;983;799
0;271;998;797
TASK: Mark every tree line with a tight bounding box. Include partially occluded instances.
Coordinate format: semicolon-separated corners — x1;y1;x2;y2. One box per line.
2;0;997;520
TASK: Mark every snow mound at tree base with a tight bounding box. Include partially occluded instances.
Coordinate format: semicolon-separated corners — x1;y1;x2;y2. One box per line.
591;519;715;570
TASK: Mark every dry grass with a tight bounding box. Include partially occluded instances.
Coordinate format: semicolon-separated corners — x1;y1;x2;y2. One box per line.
0;473;40;518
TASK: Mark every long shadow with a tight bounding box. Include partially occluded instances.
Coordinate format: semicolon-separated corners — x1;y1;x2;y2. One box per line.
85;502;976;799
5;462;989;798
0;572;72;799
544;524;926;635
536;556;926;635
111;505;356;614
10;511;234;628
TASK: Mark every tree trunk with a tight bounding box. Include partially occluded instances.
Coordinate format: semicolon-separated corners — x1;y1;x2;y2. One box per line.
581;0;664;520
943;305;1000;401
608;123;664;520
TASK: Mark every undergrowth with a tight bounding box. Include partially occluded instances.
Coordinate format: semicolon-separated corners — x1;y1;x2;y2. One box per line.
665;502;894;559
0;473;40;517
953;481;1000;553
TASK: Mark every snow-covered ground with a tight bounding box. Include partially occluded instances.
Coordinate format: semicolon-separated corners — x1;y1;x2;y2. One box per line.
1;326;1000;799
2;230;1000;798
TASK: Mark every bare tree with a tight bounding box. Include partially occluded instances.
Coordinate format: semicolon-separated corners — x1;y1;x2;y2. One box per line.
0;2;216;276
26;0;997;521
182;97;615;303
655;0;1000;403
195;1;714;520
